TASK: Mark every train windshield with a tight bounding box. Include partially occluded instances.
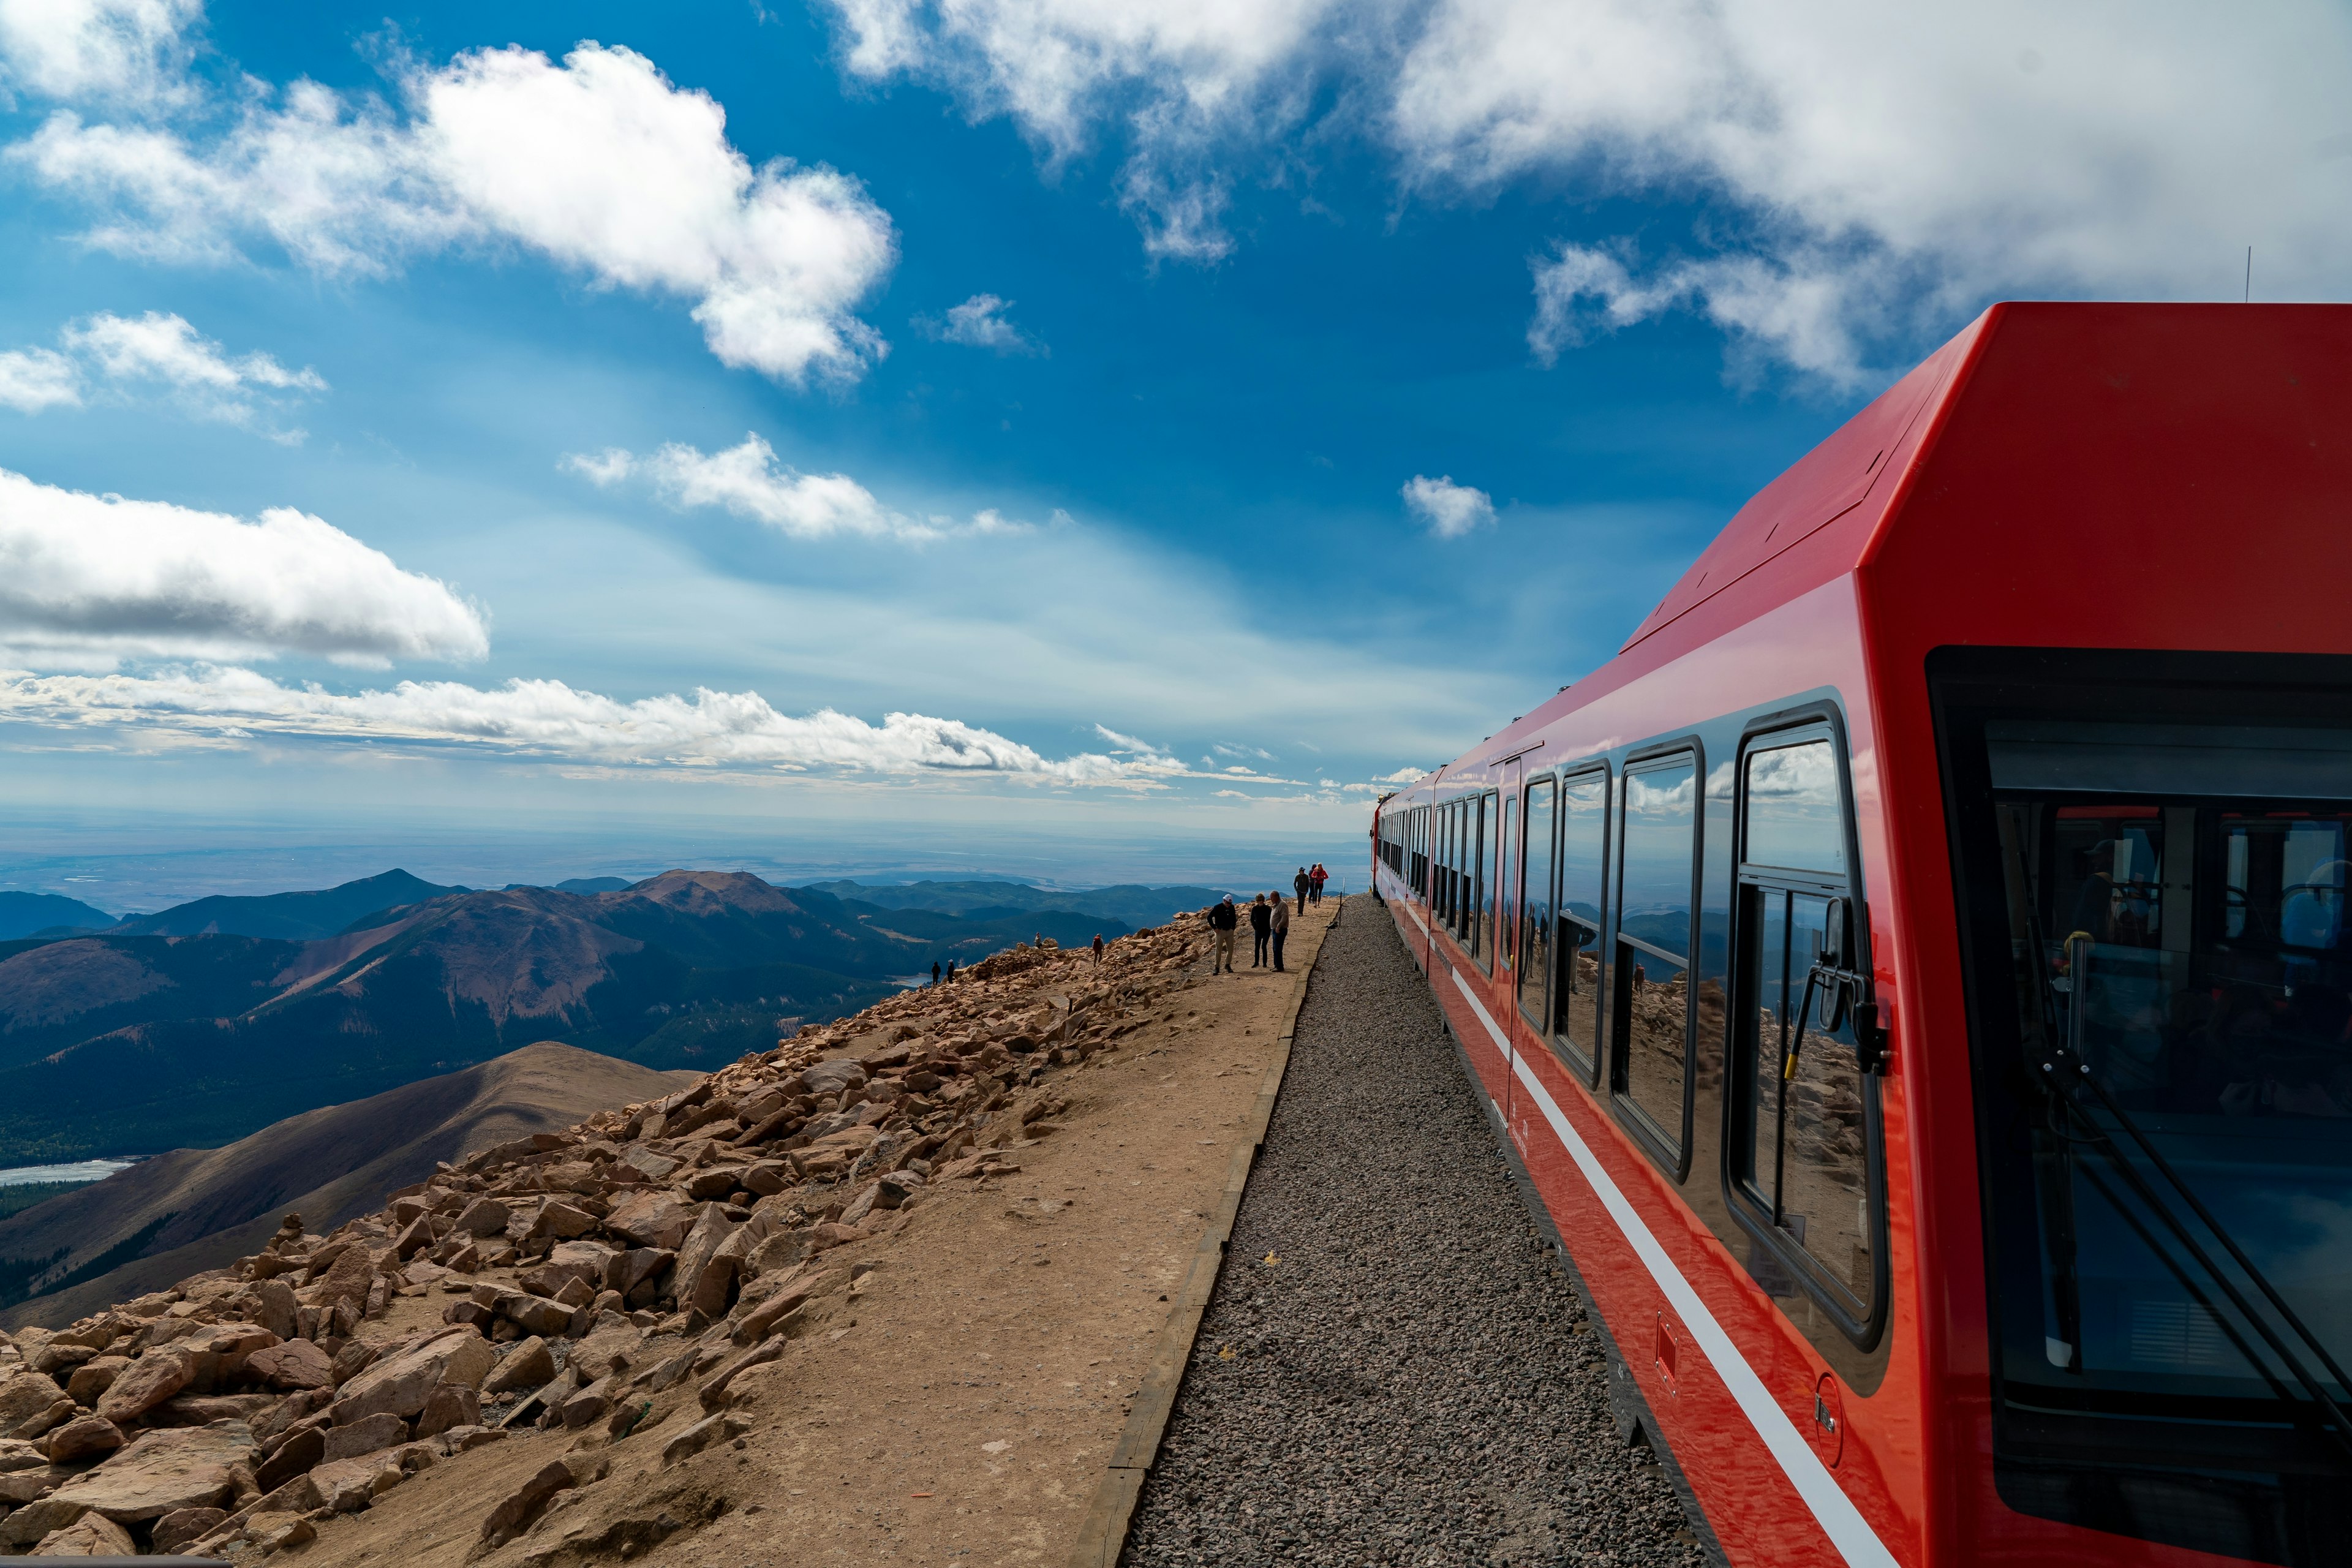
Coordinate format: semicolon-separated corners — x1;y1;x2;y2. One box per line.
1943;667;2352;1561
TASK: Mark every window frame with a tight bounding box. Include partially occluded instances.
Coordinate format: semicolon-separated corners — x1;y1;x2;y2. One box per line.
1609;738;1705;1180
1721;704;1888;1350
1518;771;1558;1035
1549;764;1611;1088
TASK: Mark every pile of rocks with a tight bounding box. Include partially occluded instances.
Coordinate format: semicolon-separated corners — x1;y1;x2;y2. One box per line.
0;918;1209;1559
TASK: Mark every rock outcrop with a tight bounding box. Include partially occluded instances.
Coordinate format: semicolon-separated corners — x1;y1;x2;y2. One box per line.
0;914;1210;1559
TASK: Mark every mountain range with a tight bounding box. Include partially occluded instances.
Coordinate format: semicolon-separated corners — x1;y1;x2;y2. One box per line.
0;868;1135;1164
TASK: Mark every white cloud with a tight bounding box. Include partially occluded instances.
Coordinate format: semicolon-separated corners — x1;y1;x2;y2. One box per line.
13;43;898;385
822;1;2352;380
0;467;488;668
1379;766;1425;782
0;664;1159;783
918;293;1044;354
1395;1;2352;380
820;0;1339;264
11;309;326;434
567;433;1030;543
0;349;80;413
1092;723;1163;753
1401;473;1493;539
0;0;198;105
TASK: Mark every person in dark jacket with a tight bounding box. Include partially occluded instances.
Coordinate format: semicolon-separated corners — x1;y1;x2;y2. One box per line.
1293;867;1311;912
1250;893;1273;967
1270;891;1291;971
1208;897;1239;973
930;960;941;987
1091;932;1104;965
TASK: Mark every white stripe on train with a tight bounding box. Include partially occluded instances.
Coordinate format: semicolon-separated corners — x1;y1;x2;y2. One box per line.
1447;965;1901;1568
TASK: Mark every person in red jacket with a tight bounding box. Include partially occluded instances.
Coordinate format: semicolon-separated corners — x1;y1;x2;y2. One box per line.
1309;863;1329;905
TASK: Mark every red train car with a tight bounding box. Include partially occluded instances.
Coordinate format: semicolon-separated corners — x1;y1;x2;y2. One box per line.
1370;304;2352;1567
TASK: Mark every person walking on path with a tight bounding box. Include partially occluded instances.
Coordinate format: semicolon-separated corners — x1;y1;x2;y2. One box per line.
1091;932;1104;965
1310;862;1328;905
1208;896;1239;973
1270;891;1291;971
1292;867;1311;913
1250;893;1273;967
930;960;941;987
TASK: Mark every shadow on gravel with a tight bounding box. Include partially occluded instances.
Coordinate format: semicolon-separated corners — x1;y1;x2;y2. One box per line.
1121;903;1711;1568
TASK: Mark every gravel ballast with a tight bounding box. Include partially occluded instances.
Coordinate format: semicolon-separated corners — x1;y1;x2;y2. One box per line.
1122;899;1713;1567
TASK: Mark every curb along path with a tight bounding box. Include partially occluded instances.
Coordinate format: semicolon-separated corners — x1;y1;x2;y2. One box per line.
1067;895;1344;1567
1113;902;1708;1567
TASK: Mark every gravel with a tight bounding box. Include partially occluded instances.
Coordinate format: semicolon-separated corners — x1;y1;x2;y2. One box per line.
1122;898;1714;1568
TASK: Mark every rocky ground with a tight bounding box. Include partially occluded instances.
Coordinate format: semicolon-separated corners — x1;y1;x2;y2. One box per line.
1121;903;1711;1567
0;895;1338;1566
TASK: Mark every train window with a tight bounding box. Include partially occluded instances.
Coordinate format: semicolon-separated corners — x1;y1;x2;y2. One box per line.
1472;790;1495;962
1520;775;1556;1031
1615;756;1697;1156
1938;652;2352;1561
1731;732;1877;1328
1499;785;1518;972
1553;771;1609;1080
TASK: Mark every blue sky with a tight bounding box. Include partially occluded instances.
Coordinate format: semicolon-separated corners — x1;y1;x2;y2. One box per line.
1;1;2345;908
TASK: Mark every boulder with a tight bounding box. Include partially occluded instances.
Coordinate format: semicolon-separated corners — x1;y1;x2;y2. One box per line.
0;1371;64;1431
522;1241;615;1299
45;1423;246;1521
799;1060;868;1097
242;1278;299;1340
308;1244;377;1306
42;1415;123;1464
244;1510;317;1552
530;1201;600;1240
247;1338;333;1390
31;1509;135;1556
500;1292;574;1338
0;1496;86;1548
94;1348;191;1424
482;1336;554;1395
64;1355;129;1406
152;1504;229;1553
478;1458;578;1548
603;1191;699;1250
321;1411;406;1462
414;1383;478;1438
253;1424;325;1492
0;1464;69;1506
330;1327;493;1424
0;1438;46;1474
671;1206;741;1319
453;1196;512;1236
603;1248;673;1297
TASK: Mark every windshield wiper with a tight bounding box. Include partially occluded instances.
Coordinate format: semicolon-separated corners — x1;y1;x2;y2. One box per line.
2035;1036;2352;1464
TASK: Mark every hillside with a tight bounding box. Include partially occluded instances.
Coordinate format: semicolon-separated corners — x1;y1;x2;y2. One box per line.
0;869;1119;1164
110;869;461;940
0;1042;694;1327
0;890;116;940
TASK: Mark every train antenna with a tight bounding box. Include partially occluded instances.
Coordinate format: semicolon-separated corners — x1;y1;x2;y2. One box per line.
2245;246;2252;304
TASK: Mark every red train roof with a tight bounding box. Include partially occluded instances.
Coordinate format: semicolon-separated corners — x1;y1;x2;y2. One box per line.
1415;302;2352;783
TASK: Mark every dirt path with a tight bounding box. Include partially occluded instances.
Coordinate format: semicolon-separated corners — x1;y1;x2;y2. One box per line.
292;894;1343;1568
